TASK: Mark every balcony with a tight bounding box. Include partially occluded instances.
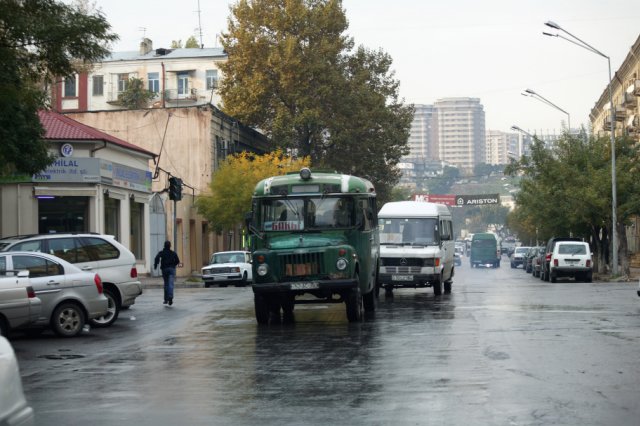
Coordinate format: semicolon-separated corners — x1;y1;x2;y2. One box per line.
164;88;199;104
621;92;637;110
628;79;640;97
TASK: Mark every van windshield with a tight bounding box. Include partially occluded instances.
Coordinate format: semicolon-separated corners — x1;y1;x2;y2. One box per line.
379;218;438;246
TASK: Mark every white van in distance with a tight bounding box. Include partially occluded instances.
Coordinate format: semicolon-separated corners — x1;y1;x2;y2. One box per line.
377;201;455;296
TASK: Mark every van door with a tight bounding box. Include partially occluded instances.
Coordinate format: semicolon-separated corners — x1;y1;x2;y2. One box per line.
439;218;454;279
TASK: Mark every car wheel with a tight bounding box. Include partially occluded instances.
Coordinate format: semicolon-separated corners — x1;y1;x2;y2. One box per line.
444;280;452;294
550;272;557;283
384;286;394;298
90;288;120;328
0;317;8;337
204;282;210;288
51;302;86;337
585;273;593;283
254;294;269;325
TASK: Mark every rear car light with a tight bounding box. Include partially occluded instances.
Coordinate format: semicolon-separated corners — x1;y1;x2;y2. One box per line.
586;259;591;267
553;259;558;267
94;274;103;294
26;286;36;298
435;258;441;267
545;253;551;262
130;267;138;278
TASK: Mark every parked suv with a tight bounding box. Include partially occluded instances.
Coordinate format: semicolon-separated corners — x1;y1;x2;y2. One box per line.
548;241;593;283
540;237;581;281
202;251;252;287
0;233;142;327
510;246;530;268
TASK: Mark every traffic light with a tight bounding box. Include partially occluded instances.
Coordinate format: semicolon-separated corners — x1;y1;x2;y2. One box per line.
168;176;182;201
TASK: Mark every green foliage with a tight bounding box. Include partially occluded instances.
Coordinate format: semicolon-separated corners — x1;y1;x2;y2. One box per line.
427;166;460;194
117;77;156;109
218;0;412;207
170;40;182;48
185;36;199;48
195;151;311;232
0;0;117;175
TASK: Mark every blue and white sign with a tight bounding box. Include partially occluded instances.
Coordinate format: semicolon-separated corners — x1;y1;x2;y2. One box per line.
60;143;74;157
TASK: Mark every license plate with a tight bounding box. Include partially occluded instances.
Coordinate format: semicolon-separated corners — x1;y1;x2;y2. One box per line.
290;282;320;290
392;275;413;281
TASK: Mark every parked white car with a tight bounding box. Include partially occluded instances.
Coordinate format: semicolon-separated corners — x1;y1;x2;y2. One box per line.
0;233;142;327
548;241;593;283
0;270;41;337
0;252;108;337
0;336;34;425
510;246;530;268
202;251;252;287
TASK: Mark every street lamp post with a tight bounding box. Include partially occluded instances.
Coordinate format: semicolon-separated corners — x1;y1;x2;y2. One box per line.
543;20;618;275
521;88;571;131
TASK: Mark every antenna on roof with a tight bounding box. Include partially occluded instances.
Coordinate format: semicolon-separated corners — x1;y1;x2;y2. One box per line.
196;0;204;48
138;27;147;39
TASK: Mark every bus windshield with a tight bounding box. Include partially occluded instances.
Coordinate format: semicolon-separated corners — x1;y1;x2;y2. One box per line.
378;218;438;245
258;196;355;231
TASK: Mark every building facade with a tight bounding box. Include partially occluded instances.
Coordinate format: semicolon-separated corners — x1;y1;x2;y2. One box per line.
406;104;435;161
0;111;156;272
52;39;225;114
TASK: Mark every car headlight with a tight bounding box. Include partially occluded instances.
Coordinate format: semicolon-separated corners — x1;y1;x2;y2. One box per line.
336;258;348;271
257;264;269;276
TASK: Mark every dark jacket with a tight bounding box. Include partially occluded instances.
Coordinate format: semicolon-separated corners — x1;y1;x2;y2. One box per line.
154;248;180;270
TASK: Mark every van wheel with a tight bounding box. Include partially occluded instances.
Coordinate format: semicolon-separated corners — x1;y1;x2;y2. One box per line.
51;302;85;337
433;277;443;296
90;288;120;328
363;287;376;313
0;317;8;337
444;280;452;294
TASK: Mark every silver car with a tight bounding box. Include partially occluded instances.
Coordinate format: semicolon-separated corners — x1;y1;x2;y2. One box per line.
0;270;41;337
0;252;108;337
0;336;34;425
0;233;142;328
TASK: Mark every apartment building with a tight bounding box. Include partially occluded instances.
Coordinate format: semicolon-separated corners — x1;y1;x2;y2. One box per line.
52;38;225;113
590;34;640;141
406;104;435;161
485;130;519;165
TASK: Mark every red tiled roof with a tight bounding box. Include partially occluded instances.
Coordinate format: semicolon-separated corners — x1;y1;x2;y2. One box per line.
38;110;156;158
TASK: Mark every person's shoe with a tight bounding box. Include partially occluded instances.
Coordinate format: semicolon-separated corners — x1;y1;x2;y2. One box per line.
168;299;173;306
163;300;167;305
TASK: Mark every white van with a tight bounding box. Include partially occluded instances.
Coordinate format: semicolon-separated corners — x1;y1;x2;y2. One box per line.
377;201;455;296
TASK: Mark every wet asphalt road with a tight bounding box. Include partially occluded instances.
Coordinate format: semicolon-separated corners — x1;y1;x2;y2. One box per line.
8;258;640;426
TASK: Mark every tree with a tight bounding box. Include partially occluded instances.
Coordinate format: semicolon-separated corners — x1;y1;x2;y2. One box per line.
117;77;156;109
195;151;310;232
0;0;117;176
185;36;199;48
218;0;412;206
170;40;182;48
427;166;460;195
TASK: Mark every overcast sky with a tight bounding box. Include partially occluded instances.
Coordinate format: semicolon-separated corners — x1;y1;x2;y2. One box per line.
80;0;640;134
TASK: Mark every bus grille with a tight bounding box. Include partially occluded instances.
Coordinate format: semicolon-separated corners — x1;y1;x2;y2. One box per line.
279;252;323;278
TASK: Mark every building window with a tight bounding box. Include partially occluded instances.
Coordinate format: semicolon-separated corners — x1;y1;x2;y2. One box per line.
206;69;218;90
92;75;104;96
118;74;129;92
177;72;189;96
130;201;144;260
64;75;77;98
104;197;120;241
148;72;160;93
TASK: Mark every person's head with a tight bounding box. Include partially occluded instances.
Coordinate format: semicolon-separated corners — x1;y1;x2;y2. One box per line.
164;240;171;249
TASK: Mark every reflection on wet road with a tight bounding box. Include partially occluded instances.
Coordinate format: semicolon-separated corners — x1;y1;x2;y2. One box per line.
10;260;640;425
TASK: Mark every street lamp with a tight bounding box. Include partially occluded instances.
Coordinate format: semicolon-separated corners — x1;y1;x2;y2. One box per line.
543;20;618;275
521;88;571;131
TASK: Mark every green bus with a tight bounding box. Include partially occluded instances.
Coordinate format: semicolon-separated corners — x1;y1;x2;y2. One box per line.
246;168;379;324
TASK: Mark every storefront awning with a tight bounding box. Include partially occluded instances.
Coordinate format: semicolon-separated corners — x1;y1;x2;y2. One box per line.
33;187;97;197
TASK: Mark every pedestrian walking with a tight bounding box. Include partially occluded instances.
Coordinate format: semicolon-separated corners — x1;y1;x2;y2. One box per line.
154;240;180;305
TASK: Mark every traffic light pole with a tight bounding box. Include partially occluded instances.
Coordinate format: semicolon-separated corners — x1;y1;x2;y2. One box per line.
173;199;177;251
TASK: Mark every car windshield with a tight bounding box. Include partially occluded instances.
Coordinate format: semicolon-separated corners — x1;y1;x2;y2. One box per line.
211;253;244;264
379;218;438;246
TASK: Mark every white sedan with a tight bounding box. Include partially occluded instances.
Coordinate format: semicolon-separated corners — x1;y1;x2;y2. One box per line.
202;251;253;287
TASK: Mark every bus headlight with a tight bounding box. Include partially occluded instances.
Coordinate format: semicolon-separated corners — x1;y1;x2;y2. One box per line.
257;264;269;276
336;258;348;271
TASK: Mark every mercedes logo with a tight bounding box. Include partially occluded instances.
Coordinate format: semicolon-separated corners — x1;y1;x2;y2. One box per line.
400;258;408;266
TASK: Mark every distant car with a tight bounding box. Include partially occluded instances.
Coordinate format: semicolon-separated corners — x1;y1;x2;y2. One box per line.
0;233;142;327
202;251;252;287
0;252;108;337
454;252;462;266
510;247;530;268
548;241;593;283
0;336;34;425
0;270;41;337
531;246;546;278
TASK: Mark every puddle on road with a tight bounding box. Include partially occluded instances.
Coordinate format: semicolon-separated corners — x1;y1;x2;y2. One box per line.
456;304;607;313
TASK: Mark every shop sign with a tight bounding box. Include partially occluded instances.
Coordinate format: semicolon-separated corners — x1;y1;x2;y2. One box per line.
32;157;101;183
